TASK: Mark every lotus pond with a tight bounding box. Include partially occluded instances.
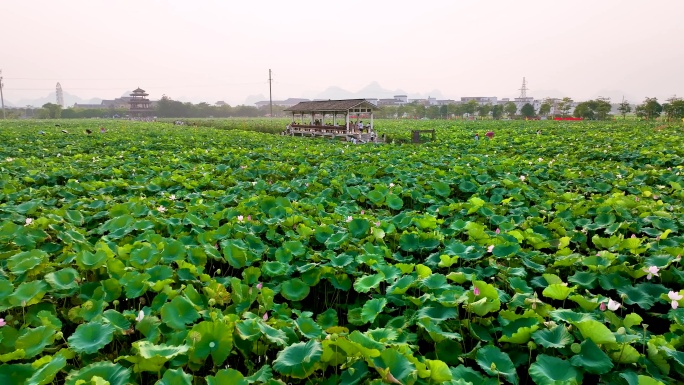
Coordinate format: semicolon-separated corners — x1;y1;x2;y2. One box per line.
1;119;684;385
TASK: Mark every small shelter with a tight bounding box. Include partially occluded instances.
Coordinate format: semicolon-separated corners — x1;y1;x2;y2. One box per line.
283;99;380;143
128;87;153;117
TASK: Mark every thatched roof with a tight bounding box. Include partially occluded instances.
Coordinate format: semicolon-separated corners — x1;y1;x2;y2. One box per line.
284;99;378;113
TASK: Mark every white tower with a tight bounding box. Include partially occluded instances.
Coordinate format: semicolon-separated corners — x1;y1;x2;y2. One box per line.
56;83;64;107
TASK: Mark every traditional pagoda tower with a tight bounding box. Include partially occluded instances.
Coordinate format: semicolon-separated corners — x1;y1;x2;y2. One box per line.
128;87;153;117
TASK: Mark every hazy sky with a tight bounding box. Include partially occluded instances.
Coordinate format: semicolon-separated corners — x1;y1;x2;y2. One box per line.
3;0;683;105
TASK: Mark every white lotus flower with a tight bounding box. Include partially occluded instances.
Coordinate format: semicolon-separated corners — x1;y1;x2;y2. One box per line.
607;299;621;311
136;310;144;322
668;291;683;309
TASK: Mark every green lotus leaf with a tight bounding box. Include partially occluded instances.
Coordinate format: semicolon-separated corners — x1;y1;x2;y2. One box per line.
361;298;387;324
421;273;449;290
529;354;582;385
316;309;339;329
0;364;35;384
417;306;458;321
567;271;598;289
273;340;322;379
258;321;288;346
532;325;574;349
7;250;47;275
156;368;192;385
27;354;66;385
476;346;518;385
206;368;248;385
636;376;666;385
68;321;115;354
618;285;655;309
348;218;370;238
102;309;131;331
296;317;324;339
186;320;234;366
339;360;369;385
325;232;349;250
9;280;49;308
372;348;416;385
235;318;261;341
609;343;640;364
569;339;613;374
16;326;55;359
425;359;452;382
386;193;404;210
262;261;289;277
65;210;85;225
432;181;451;197
542;284;576;301
160;296;200;330
492;243;520;258
353;274;384;293
573;319;616;345
121;341;190;372
76;250;109;270
245;365;273;384
65;361;131;385
387;275;415;295
44;268;80;291
281;278;310;301
367;190;386;205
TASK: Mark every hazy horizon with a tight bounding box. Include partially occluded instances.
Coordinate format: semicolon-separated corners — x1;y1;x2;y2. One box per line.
3;0;683;106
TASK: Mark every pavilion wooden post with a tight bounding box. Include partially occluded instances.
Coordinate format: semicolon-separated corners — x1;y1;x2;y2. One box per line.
345;112;350;134
370;112;374;132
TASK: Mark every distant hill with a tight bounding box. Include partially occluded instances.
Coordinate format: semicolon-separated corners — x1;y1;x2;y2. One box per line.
314;82;446;101
10;92;102;108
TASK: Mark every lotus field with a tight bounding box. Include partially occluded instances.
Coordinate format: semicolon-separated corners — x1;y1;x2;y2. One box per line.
2;119;684;385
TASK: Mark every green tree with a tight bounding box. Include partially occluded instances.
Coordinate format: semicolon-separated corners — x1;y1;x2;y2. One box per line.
663;97;684;121
520;103;536;118
504;102;517;118
635;97;662;120
463;100;479;117
41;103;62;119
491;104;504;120
477;103;492;118
617;99;632;119
594;97;612;120
573;101;594;119
538;100;552;117
558;97;574;117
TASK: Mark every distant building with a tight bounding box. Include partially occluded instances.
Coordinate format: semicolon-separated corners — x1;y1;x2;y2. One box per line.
128;88;153;117
461;97;498;105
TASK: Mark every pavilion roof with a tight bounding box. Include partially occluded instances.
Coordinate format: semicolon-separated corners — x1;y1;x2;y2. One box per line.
284;99;378;113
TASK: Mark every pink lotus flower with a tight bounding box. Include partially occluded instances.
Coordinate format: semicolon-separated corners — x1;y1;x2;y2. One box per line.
635;197;640;202
237;215;244;222
346;216;353;222
389;183;395;188
643;266;659;280
25;218;33;226
256;282;263;290
0;318;5;327
361;210;365;215
668;291;682;309
473;286;480;296
157;206;166;213
607;299;621;311
375;221;381;227
600;302;607;311
263;312;269;321
520;175;526;181
169;194;176;201
631;234;636;238
653;195;660;200
247;215;251;221
487;245;494;253
495;228;500;235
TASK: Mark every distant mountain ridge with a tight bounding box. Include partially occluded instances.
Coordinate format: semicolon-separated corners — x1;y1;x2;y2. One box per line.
312;81;446;101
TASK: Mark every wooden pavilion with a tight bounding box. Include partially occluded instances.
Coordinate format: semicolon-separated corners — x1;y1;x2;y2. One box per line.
128;87;153;117
283;99;381;143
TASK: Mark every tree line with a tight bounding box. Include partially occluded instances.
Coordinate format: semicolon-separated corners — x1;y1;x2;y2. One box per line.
2;95;683;121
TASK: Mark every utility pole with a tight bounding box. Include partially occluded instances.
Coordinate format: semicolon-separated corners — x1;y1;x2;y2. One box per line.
268;69;273;118
0;70;5;119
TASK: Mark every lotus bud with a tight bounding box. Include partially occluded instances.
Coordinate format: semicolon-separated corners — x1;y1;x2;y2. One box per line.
215;269;222;275
55;331;63;340
490;363;497;371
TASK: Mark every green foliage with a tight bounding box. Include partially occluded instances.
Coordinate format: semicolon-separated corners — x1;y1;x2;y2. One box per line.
0;118;682;384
